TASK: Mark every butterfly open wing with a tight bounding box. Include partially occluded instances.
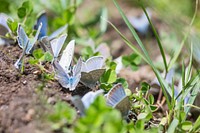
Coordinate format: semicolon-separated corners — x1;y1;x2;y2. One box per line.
59;40;75;72
81;56;104;72
50;34;67;58
34;12;47;39
67;58;82;91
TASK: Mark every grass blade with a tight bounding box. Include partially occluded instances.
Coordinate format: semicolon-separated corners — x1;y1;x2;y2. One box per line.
112;0;172;108
140;3;168;73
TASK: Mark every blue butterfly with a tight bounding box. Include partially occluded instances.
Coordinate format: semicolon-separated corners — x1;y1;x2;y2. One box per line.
14;40;29;69
105;83;130;116
34;12;68;40
128;9;151;35
34;12;47;39
71;89;104;116
53;58;82;91
80;56;105;89
17;23;42;54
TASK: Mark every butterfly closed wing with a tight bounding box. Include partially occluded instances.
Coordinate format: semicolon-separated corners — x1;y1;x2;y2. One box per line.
80;56;105;88
105;83;130;116
59;40;75;72
14;40;29;69
17;23;42;54
54;58;82;91
128;9;151;35
71;89;104;116
0;13;12;35
34;12;68;40
50;34;67;58
34;12;47;39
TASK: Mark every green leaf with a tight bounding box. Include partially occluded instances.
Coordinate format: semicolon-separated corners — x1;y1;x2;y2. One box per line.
29;57;38;65
17;7;26;18
122;53;141;71
167;118;179;133
140;82;150;94
148;94;154;105
33;49;44;60
44;52;53;62
100;69;117;84
181;121;192;131
190;116;200;132
7;19;18;32
115;78;128;89
150;105;158;112
22;1;33;13
109;61;117;71
100;83;112;91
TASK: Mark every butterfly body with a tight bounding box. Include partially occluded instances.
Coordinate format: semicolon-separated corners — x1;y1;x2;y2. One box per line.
54;58;82;91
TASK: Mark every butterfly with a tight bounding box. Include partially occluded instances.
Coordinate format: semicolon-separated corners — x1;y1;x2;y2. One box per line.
38;34;67;61
34;12;68;40
0;13;12;35
53;57;82;91
51;34;67;59
71;89;104;116
14;40;29;69
17;23;42;54
80;56;105;88
105;83;130;116
59;40;75;73
128;8;151;35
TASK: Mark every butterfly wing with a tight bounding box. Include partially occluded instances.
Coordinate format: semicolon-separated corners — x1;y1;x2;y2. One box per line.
17;24;29;49
80;69;105;88
106;84;129;116
53;61;70;89
68;58;82;91
59;40;75;72
48;24;68;40
14;40;29;69
50;34;67;58
26;23;42;54
71;96;85;116
115;97;130;116
34;12;47;39
81;56;104;72
39;36;52;53
0;13;12;35
81;89;104;109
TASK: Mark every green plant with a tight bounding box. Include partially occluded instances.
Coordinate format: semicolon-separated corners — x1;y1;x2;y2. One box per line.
48;101;77;132
29;48;54;81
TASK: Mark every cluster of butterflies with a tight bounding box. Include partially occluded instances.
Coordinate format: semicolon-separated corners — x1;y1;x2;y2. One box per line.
72;83;130;117
0;12;131;117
